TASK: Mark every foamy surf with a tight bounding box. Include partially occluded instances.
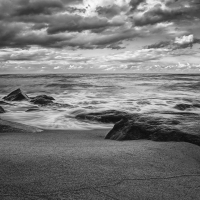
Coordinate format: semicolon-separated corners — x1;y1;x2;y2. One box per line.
0;74;200;130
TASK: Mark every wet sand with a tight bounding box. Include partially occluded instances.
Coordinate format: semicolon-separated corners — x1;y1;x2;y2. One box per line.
1;129;200;200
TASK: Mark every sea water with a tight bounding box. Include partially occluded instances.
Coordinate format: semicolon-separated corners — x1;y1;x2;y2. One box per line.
0;73;200;130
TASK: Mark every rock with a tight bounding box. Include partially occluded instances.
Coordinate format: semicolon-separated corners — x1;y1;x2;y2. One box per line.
75;110;132;124
26;108;40;112
30;95;55;101
29;94;55;105
174;104;193;110
105;116;200;147
30;97;53;105
0;106;5;113
2;88;55;105
0;101;13;105
193;104;200;108
0;118;42;133
3;88;29;101
174;103;200;111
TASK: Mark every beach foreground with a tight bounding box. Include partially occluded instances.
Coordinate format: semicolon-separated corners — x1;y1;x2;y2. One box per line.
1;129;200;200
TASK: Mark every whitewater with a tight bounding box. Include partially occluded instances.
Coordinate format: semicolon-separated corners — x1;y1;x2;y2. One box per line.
0;73;200;130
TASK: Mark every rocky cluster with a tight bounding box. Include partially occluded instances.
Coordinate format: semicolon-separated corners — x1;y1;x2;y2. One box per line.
76;110;200;147
3;88;55;105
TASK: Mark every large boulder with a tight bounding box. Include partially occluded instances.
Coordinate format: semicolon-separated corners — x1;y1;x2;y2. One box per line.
3;88;29;101
75;110;132;124
105;116;200;147
0;106;5;113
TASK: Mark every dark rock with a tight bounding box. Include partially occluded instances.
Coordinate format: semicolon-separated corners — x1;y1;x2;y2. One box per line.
0;118;42;133
174;103;200;111
26;108;40;112
0;106;5;113
30;95;55;101
0;101;13;105
174;104;193;111
50;103;74;108
105;116;200;147
30;97;53;105
161;111;199;116
29;94;55;105
3;88;29;101
75;110;132;124
193;104;200;108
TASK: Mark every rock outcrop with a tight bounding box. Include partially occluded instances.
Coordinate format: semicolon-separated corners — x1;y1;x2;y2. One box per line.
75;109;200;146
3;88;29;101
75;110;132;124
3;88;55;106
0;106;5;113
105;115;200;147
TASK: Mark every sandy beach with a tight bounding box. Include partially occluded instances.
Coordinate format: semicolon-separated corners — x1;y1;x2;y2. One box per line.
1;129;200;200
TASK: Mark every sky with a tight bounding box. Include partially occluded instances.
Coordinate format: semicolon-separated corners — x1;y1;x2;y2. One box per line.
0;0;200;74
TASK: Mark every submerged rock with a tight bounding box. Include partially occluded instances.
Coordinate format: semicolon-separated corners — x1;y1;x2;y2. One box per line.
30;97;53;105
3;88;29;101
76;110;132;124
105;116;200;147
29;94;55;105
0;106;5;113
26;108;40;112
174;103;200;111
0;101;13;105
30;95;55;101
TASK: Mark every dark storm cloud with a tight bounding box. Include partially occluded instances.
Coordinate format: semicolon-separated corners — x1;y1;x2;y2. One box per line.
0;22;24;47
96;4;124;18
0;0;199;50
12;0;85;16
107;42;125;50
0;51;45;61
146;41;171;49
0;0;83;18
0;20;74;48
127;0;200;29
133;6;184;26
129;0;145;11
0;0;128;49
13;0;63;16
47;14;122;34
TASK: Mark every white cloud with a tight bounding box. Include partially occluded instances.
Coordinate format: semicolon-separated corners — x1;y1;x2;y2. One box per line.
54;66;61;69
174;34;194;45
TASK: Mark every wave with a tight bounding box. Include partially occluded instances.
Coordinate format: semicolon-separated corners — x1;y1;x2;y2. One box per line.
0;73;200;130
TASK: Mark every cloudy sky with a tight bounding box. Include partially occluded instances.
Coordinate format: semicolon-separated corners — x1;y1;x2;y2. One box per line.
0;0;200;73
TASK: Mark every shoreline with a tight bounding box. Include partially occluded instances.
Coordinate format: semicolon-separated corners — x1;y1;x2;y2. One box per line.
1;128;200;199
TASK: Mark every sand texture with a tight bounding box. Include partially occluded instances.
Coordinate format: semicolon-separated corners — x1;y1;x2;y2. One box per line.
0;129;200;200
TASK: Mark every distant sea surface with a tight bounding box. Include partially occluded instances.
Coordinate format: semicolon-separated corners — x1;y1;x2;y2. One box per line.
0;73;200;130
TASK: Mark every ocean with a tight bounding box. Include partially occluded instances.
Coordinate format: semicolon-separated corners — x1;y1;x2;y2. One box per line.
0;73;200;130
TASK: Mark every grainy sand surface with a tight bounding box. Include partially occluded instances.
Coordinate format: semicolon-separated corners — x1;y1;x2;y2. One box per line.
1;129;200;200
